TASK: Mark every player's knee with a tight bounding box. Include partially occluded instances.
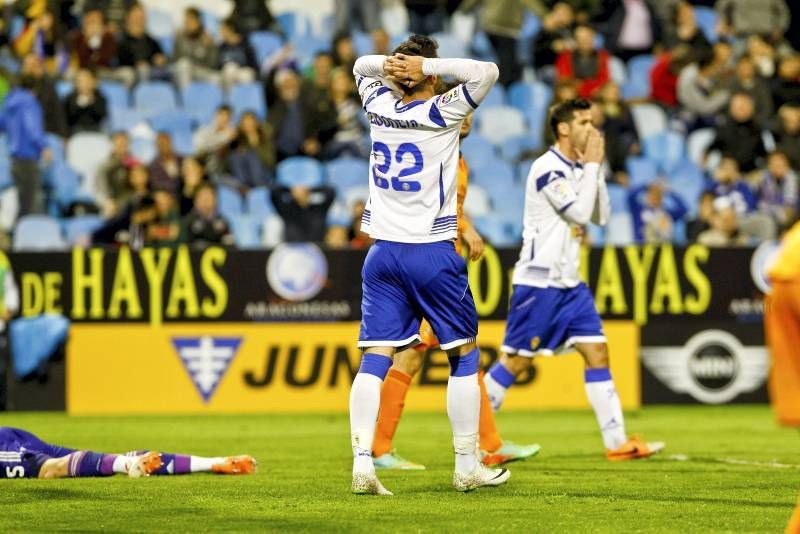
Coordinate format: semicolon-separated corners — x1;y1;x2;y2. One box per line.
393;348;423;376
446;344;480;376
501;353;530;376
581;343;610;369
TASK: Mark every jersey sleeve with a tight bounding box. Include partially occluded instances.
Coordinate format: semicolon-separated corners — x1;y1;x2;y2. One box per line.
536;169;578;214
423;58;499;125
353;55;398;112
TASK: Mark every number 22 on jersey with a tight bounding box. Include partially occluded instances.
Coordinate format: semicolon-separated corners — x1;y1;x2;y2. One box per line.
372;142;423;192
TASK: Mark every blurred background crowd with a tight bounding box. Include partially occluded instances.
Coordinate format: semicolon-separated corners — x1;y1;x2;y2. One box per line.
0;0;797;251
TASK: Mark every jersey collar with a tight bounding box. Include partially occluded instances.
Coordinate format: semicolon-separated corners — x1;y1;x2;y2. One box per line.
549;146;583;169
395;99;426;112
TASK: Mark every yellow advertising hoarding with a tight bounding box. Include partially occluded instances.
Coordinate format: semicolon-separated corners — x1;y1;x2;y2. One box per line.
67;321;639;414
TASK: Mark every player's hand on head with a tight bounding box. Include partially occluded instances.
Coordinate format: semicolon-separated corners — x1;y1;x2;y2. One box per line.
583;130;605;164
386;53;426;87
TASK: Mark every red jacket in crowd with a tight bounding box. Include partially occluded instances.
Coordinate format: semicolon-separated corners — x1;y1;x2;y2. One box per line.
555;49;610;99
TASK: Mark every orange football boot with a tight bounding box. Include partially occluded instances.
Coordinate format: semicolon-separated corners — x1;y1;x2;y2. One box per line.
211;455;257;475
606;436;665;462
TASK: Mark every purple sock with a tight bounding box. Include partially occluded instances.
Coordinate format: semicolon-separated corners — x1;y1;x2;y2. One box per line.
68;451;117;477
151;453;192;475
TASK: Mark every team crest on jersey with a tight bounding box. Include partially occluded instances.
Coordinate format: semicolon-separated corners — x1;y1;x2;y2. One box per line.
172;336;242;403
530;336;541;350
439;87;461;107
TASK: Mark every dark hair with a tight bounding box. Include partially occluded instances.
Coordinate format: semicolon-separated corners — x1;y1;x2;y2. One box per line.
768;150;789;161
18;74;38;91
392;34;438;59
549;98;592;138
185;7;202;21
694;47;715;70
217;104;233;114
221;17;239;33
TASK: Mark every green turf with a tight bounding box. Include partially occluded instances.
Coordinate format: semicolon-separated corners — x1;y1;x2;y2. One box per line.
0;406;797;533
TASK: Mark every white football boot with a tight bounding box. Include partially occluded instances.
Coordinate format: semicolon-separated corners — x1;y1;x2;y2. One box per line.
453;463;511;492
352;471;393;495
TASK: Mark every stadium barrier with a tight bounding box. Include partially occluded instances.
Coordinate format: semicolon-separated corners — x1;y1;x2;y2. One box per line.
5;241;775;411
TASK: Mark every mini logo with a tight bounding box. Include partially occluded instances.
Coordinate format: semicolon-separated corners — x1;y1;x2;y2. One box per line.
750;240;781;294
530;336;541;350
266;243;328;301
172;336;242;403
642;330;768;404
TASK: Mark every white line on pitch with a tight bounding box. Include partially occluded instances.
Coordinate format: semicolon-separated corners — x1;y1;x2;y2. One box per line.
666;454;800;469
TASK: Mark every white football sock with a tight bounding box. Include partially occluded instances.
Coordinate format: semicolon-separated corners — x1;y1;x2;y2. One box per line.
190;456;226;472
447;373;480;474
483;373;508;411
349;372;383;474
112;456;131;474
584;370;627;450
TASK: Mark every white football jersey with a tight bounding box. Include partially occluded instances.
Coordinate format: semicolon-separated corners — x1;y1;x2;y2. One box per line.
354;56;498;243
512;147;607;289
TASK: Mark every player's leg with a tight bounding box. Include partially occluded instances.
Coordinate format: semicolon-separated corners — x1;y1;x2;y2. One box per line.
352;241;421;495
372;342;426;470
766;280;800;426
483;352;531;411
34;449;160;479
124;451;256;476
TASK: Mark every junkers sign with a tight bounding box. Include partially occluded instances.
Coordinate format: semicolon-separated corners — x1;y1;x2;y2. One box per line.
641;330;768;404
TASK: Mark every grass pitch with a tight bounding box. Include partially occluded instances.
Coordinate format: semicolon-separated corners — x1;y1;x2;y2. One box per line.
0;406;797;533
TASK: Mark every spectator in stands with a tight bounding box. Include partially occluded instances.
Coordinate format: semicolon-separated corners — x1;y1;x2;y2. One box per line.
271;184;336;242
771;104;800;170
219;17;258;89
70;9;117;79
0;74;51;217
348;199;371;249
772;55;800;110
64;68;108;135
184;183;234;247
716;0;790;42
20;53;68;138
13;7;68;78
194;105;237;175
650;44;693;109
324;224;350;249
598;0;662;63
331;31;357;73
532;2;576;83
172;7;220;88
179;156;207;216
92;194;156;249
324;67;368;159
97;131;139;217
147;188;184;245
707;92;766;173
555;24;610;99
757;151;798;231
696;196;749;246
305;51;334;99
662;1;711;56
687;190;715;242
628;181;689;243
116;3;169;86
544;78;580;146
746;34;778;79
404;0;447;35
594;82;640;182
227;111;276;191
677;47;731;129
93;0;137;34
231;0;281;35
458;0;538;87
148;132;183;195
266;68;336;161
334;0;381;37
731;55;773;127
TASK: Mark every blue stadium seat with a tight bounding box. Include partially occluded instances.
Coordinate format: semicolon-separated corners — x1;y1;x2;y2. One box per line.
249;31;284;66
133;81;178;115
181;82;224;124
588;223;606;246
498;134;538;163
352;31;374;57
508;81;552;148
277;12;312;42
0;160;11;191
99;81;129;109
463;184;492;216
687;127;715;166
631;103;667;139
13;215;67;251
343;185;370;208
668;160;705;218
470;159;516;190
473;214;519;247
471;31;497;62
609;55;627;84
158;35;174;56
516;159;535;181
171;128;195;156
66;133;112;196
431;32;468;59
201;10;220;39
480;84;507;108
246;186;276;220
46;134;65;163
607;183;629;213
130;136;156;163
110;107;148;132
63;215;104;244
516;11;541;63
228;82;266;120
56;80;73;99
643;131;686;174
622;54;655;100
10;315;69;380
291;35;330;71
230;214;262;249
626;156;659;188
217;185;244;221
277;157;324;187
694;7;718;43
148;110;194;136
460;133;497;169
46;163;82;209
477;106;527;145
325;157;369;195
146;8;174;38
326;200;350;227
606;212;634;245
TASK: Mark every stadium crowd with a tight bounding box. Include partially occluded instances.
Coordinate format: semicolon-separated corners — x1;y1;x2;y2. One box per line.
0;0;796;250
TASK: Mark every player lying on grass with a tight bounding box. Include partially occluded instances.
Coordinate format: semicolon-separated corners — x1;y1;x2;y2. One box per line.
0;426;255;479
372;109;540;471
481;99;664;461
350;35;509;494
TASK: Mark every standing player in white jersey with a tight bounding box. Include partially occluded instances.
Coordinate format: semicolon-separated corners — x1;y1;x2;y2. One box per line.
482;99;665;461
349;35;509;495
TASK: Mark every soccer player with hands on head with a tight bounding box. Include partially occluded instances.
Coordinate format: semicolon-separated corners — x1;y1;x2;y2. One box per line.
482;99;665;461
349;35;512;495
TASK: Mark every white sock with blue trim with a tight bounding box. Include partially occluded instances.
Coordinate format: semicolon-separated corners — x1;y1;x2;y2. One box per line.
484;361;517;411
448;349;481;474
350;353;392;474
584;368;626;450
